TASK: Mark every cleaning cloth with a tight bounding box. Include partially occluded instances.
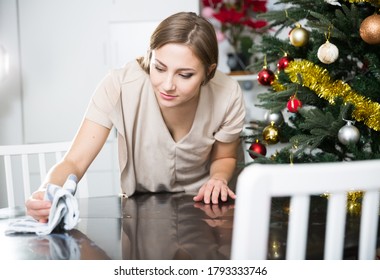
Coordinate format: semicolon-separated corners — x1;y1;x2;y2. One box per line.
5;174;79;236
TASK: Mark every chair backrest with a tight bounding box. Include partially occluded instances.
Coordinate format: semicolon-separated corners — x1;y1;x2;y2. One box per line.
0;141;88;208
231;160;380;260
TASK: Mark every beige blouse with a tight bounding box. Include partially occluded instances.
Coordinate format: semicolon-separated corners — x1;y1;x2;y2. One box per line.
85;60;246;196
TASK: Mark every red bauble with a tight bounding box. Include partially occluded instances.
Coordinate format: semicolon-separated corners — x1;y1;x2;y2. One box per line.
277;55;294;71
287;96;302;113
249;140;267;159
257;68;275;86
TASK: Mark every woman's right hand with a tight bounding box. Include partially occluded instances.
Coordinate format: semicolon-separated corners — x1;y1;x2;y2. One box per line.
25;190;52;223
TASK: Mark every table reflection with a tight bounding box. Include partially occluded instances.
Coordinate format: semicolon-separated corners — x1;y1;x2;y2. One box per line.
120;193;234;259
26;233;80;259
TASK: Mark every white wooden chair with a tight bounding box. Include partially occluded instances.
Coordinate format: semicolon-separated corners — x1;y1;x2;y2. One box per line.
0;141;88;208
231;160;380;260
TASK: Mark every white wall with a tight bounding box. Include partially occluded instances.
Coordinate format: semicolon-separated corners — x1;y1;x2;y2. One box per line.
0;0;23;145
0;0;24;207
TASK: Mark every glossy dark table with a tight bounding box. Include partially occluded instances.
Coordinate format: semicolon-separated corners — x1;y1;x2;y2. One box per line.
0;193;234;260
0;193;377;260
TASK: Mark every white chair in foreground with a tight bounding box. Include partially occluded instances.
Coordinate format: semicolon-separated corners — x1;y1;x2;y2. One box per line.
231;160;380;260
0;141;88;208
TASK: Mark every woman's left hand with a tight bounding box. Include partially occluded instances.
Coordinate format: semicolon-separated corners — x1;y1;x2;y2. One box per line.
193;177;236;204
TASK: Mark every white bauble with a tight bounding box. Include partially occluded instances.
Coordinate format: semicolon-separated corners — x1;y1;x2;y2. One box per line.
317;41;339;64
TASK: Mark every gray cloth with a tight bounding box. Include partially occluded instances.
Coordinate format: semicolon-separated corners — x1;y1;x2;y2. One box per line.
5;174;79;236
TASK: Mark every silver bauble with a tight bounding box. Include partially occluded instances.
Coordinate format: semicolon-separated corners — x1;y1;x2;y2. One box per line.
338;122;360;145
241;80;254;91
264;111;284;126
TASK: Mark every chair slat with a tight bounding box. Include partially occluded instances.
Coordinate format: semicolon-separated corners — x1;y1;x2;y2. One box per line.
231;172;271;259
55;151;63;162
324;192;347;259
4;155;15;208
286;195;310;259
21;154;31;200
359;190;380;259
38;152;47;182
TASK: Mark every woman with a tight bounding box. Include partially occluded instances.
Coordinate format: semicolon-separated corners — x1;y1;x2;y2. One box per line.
26;12;246;223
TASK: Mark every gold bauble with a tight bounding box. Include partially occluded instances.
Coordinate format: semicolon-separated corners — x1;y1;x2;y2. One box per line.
263;121;279;144
359;14;380;45
289;25;309;47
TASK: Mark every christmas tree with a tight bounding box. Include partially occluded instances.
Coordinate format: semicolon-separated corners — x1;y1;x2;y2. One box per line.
245;0;380;164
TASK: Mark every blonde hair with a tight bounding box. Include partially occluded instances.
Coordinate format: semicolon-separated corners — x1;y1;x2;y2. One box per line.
137;12;218;85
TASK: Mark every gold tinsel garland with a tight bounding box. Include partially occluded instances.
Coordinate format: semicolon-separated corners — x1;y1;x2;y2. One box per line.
273;60;380;131
342;0;380;5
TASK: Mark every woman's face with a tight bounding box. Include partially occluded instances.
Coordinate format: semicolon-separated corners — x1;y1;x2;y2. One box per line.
150;43;206;109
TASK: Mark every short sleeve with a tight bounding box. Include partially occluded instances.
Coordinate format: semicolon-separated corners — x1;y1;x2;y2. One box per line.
214;81;246;143
84;71;121;129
